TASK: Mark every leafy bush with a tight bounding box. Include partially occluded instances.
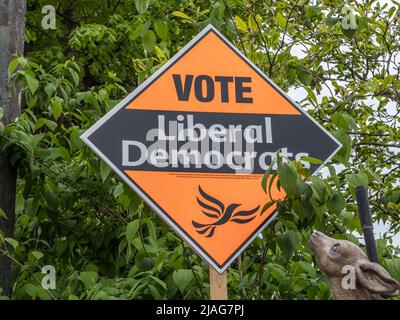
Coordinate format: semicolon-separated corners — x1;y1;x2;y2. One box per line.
1;0;399;299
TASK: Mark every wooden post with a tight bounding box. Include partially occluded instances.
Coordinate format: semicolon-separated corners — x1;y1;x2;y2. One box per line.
209;267;228;300
0;0;26;296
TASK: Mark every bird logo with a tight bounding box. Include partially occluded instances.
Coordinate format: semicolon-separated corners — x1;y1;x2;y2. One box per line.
192;186;260;238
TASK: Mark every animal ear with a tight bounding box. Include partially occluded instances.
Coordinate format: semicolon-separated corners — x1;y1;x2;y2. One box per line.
356;261;400;297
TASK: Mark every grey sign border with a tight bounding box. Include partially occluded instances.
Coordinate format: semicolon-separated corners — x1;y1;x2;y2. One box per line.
81;24;342;273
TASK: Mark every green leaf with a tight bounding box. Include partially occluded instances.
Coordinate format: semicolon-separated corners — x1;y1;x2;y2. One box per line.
126;220;140;243
267;172;278;197
31;251;44;260
35;118;57;131
345;172;368;188
306;5;321;20
340;211;354;227
298;69;313;86
301;157;323;165
287;66;297;82
277;230;301;259
144;219;157;240
134;0;149;15
113;183;124;198
387;6;397;18
149;284;161;299
341;25;356;38
342;233;360;246
59;147;70;161
309;176;327;204
150;275;167;290
292;199;313;220
304;86;317;105
100;161;112;182
357;16;369;30
388;190;400;204
173;269;193;294
247;15;257;32
130;24;144;41
44;83;56;97
269;264;286;282
24;284;39;299
261;167;272;192
17;56;27;67
296;180;313;200
332;112;358;131
384;258;400;281
8;58;19;78
277;162;298;196
275;12;286;29
0;107;4;121
332;128;351;164
325;13;341;26
261;201;275;215
154;20;168;41
85;263;99;273
29;133;45;149
327;192;346;215
234;16;247;32
68;68;80;87
364;168;382;184
261;174;268;192
154;46;166;59
342;113;358;131
50;98;63;120
78;271;99;288
4;237;18;249
172;11;191;21
143;30;156;52
25;74;39;94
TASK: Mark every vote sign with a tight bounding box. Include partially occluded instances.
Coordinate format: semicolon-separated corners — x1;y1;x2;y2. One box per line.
81;25;341;273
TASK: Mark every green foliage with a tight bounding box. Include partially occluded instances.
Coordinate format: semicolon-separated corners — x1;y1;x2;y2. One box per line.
1;0;399;300
173;269;194;295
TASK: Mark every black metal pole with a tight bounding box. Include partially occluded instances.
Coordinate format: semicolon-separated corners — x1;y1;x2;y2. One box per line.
355;186;378;263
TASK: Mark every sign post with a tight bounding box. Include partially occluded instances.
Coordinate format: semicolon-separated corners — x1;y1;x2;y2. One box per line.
355;186;378;263
81;25;342;296
210;267;227;300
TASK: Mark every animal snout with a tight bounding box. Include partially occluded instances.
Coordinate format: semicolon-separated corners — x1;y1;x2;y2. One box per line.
309;231;323;249
311;231;322;238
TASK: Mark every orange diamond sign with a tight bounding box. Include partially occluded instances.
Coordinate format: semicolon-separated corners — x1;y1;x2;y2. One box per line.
81;25;341;272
